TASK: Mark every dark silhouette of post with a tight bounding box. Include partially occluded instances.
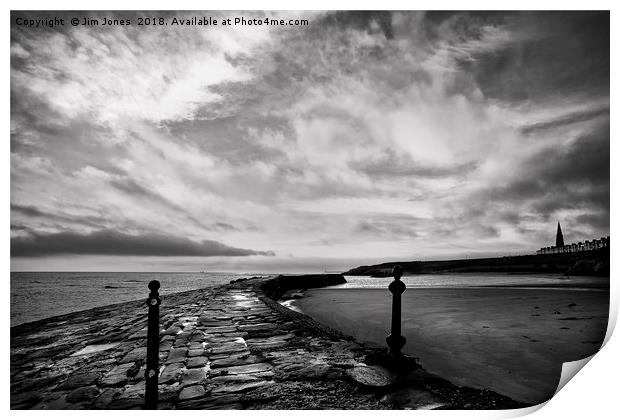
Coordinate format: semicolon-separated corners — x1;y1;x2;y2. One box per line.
386;265;406;357
144;280;161;410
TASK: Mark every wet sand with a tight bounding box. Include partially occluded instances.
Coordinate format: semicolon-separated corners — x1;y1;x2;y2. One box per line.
294;287;609;404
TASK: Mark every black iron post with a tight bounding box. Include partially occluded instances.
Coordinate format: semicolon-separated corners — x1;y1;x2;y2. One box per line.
386;265;406;357
144;280;161;410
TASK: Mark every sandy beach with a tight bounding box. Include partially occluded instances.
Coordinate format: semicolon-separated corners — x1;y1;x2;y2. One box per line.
294;287;609;404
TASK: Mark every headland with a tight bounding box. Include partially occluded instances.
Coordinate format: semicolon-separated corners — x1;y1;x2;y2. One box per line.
344;247;610;277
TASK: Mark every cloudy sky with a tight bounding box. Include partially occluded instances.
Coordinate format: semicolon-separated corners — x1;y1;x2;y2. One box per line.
10;11;609;272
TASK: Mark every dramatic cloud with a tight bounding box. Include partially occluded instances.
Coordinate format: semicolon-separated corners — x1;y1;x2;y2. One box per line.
10;11;609;271
11;229;273;257
350;149;478;179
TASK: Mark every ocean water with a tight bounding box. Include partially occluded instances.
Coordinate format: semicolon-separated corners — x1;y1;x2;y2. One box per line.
10;272;258;326
340;273;609;289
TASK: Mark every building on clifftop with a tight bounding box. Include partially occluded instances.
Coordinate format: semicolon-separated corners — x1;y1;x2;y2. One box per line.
536;222;609;255
556;221;565;247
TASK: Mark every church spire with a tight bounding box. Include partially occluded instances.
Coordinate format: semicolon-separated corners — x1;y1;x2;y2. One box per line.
556;221;565;247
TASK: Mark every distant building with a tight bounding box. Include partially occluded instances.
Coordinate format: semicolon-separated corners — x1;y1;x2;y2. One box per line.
556;222;565;247
536;223;609;255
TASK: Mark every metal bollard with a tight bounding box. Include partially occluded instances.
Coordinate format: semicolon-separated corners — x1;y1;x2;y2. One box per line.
386;265;406;357
144;280;161;410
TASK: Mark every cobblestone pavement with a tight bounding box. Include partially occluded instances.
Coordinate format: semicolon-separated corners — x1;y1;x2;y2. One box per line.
12;279;434;409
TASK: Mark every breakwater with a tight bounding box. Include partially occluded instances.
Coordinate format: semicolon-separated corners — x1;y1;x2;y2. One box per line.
11;275;524;410
259;274;347;299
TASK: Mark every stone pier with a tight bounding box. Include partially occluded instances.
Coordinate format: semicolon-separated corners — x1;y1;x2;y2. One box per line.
10;277;524;410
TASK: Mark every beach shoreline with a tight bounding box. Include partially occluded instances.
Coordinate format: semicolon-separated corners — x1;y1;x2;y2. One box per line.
291;285;609;405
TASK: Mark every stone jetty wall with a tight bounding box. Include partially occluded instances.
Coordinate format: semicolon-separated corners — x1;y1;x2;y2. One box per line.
10;275;525;410
259;274;346;300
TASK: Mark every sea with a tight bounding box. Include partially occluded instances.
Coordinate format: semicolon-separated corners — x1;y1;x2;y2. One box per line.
9;272;259;327
339;273;609;289
10;272;608;327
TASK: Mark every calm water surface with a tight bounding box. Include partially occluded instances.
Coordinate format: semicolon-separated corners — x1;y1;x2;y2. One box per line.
340;273;609;289
10;272;263;326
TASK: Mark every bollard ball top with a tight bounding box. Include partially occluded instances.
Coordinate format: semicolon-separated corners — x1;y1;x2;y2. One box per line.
148;280;160;292
392;265;403;280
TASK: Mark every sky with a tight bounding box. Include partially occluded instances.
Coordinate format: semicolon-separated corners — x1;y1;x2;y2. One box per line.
10;11;610;272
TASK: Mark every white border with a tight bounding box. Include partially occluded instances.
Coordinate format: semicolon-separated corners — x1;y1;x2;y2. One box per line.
3;2;617;420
